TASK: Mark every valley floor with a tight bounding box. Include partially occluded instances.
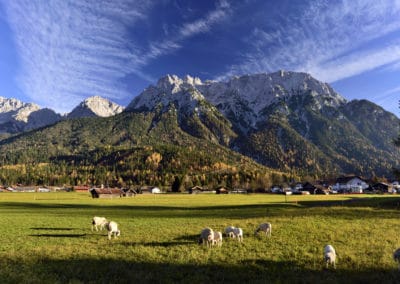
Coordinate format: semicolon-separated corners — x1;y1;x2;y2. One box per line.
0;193;399;283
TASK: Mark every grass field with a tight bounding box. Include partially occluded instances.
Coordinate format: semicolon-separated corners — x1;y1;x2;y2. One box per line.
0;192;399;283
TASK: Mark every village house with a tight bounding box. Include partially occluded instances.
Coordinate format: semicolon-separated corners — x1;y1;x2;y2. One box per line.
332;176;369;193
292;182;303;193
231;188;248;194
216;186;230;194
371;182;394;193
302;182;329;195
187;186;216;194
139;186;162;194
391;181;400;190
12;186;36;192
188;185;204;194
38;187;51;192
90;187;123;198
74;185;90;193
122;188;138;197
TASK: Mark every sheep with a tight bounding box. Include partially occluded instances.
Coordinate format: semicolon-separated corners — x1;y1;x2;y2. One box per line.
224;226;236;238
233;227;243;242
254;222;272;237
198;227;214;247
323;245;336;269
393;248;400;270
106;221;121;240
91;216;107;231
213;231;223;247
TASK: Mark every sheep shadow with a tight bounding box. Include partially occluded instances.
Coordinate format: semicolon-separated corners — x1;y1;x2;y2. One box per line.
30;227;76;231
174;234;199;242
122;241;194;247
123;233;203;247
29;233;87;238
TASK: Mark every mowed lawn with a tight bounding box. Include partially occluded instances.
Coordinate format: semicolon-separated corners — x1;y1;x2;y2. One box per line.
0;193;399;283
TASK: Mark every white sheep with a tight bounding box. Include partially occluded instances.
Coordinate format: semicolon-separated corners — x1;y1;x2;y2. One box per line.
224;226;236;238
91;216;107;231
198;227;214;247
213;231;223;247
233;227;243;242
393;248;400;270
254;222;272;237
323;245;336;269
106;221;121;240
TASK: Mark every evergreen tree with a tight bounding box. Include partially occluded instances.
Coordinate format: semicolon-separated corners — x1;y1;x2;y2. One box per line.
171;176;181;192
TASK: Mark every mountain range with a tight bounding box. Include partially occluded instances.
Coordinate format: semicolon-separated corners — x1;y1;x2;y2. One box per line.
0;95;124;134
0;71;398;179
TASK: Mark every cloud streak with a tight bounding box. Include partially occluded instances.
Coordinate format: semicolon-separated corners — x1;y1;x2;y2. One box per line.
217;0;400;83
132;0;231;70
4;0;151;113
3;0;231;112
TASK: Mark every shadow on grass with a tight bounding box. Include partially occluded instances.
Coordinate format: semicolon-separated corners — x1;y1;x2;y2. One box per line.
121;234;200;247
29;233;87;238
1;196;400;220
0;256;398;284
297;196;400;209
122;241;194;248
30;227;75;231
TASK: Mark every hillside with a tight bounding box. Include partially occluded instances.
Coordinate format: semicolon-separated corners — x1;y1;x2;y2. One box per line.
0;111;280;188
126;71;399;177
0;71;398;186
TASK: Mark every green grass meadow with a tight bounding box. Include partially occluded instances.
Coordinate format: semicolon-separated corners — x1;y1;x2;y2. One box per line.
0;192;399;283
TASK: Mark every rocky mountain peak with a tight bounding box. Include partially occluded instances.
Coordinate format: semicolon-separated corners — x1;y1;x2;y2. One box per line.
68;96;124;119
127;75;206;112
127;71;348;131
0;96;25;112
0;96;41;123
156;74;202;94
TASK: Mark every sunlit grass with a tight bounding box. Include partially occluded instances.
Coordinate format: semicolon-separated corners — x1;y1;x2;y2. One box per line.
0;192;399;283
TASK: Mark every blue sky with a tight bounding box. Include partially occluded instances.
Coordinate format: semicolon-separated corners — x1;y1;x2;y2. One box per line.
0;0;399;115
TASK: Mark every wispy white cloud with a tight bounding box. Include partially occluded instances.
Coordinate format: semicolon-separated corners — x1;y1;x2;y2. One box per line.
217;0;400;83
382;86;400;96
371;85;400;115
179;1;229;37
373;91;400;116
134;0;231;68
3;0;231;112
3;0;151;113
310;44;400;82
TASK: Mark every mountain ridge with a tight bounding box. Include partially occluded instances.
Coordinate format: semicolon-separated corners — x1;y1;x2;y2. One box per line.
0;96;124;133
124;71;399;176
0;71;398;180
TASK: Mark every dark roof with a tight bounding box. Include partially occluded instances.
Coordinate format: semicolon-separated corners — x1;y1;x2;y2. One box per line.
372;182;391;189
190;186;204;190
90;188;122;194
335;176;365;184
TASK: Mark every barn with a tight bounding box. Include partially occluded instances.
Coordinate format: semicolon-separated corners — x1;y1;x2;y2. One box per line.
372;182;393;193
74;185;90;193
90;188;123;198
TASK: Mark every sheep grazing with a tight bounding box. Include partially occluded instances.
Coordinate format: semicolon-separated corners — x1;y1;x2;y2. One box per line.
393;248;400;270
91;216;108;231
233;227;243;242
323;245;336;269
213;231;223;247
198;227;214;247
254;222;272;237
106;221;121;240
224;226;236;238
